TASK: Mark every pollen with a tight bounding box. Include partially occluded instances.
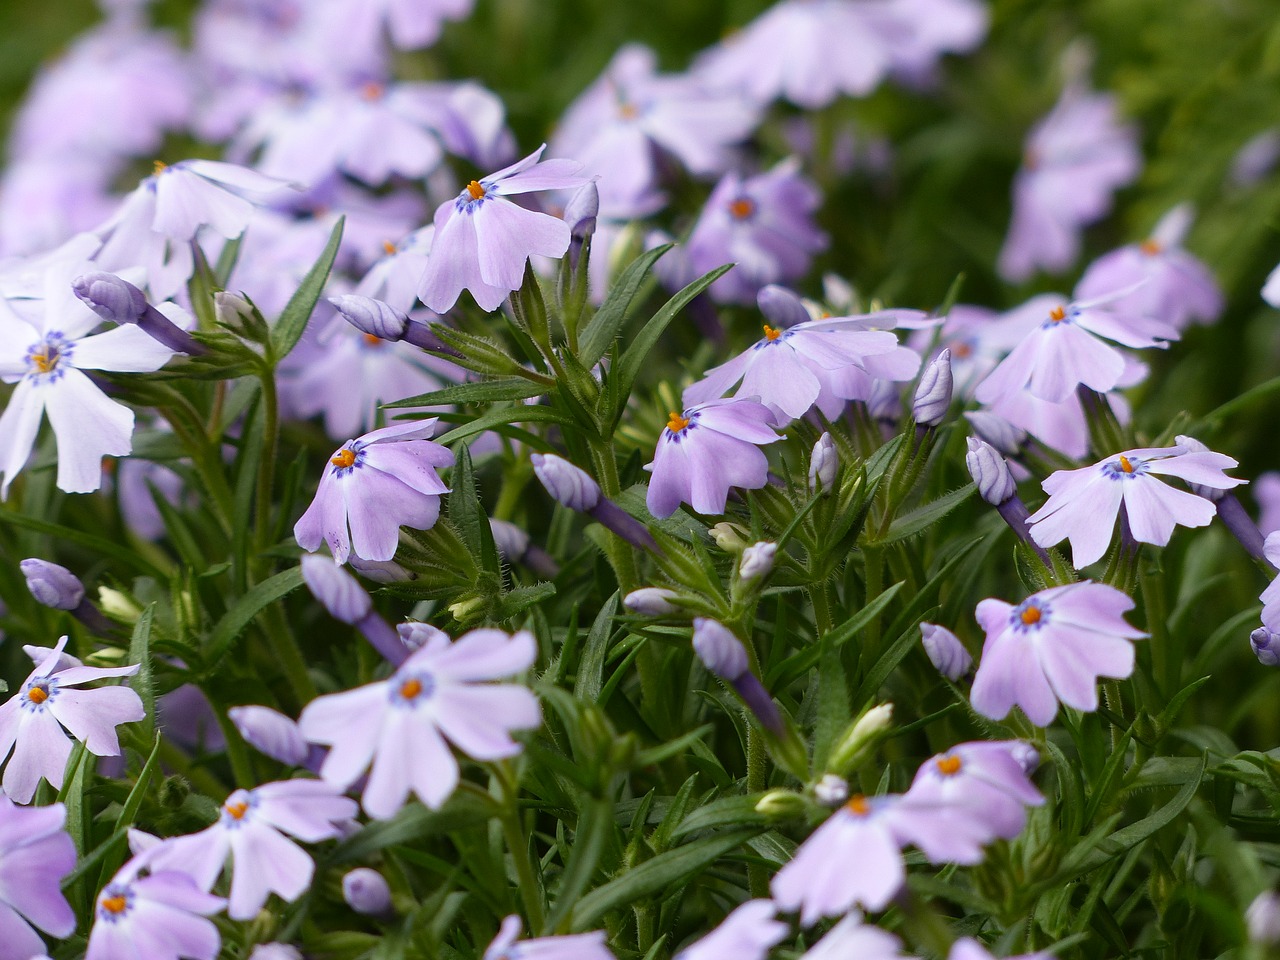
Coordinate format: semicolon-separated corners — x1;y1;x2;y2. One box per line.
26;686;48;705
383;240;397;256
466;180;486;201
666;411;691;433
1020;605;1042;626
728;197;755;220
101;895;128;915
936;755;962;776
400;678;423;700
224;800;248;820
1048;305;1066;322
762;324;782;341
845;795;870;816
331;449;357;469
361;81;385;101
952;341;973;359
362;333;384;347
152;160;167;175
1119;454;1135;474
618;101;639;120
30;349;54;374
1140;238;1162;256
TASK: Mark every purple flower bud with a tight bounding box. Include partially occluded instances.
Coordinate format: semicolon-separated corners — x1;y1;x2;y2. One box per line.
757;284;812;329
813;774;849;807
214;291;254;327
490;519;530;560
329;294;409;342
624;587;680;615
1248;891;1280;944
1252;626;1280;667
1009;742;1041;775
342;868;393;918
398;621;449;652
964;411;1026;455
912;348;953;427
72;271;148;325
531;454;600;511
20;558;85;610
564;181;599;239
227;705;308;766
301;555;371;624
920;622;973;680
692;618;749;681
965;437;1016;505
809;432;837;494
739;542;776;581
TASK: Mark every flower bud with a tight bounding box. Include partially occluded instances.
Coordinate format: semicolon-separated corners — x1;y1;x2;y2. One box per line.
709;522;749;553
1248;891;1280;945
757;284;811;329
531;454;600;511
72;271;148;325
754;788;807;819
249;945;304;960
342;868;393;918
912;348;953;427
739;542;776;581
812;774;849;807
398;621;449;652
329;294;409;342
920;622;972;680
827;702;893;774
1252;626;1280;667
213;291;256;328
20;559;85;610
227;705;308;766
489;518;530;561
623;587;680;615
564;181;599;239
97;586;141;622
1009;742;1041;775
1174;434;1227;502
965;437;1016;505
301;554;371;624
692;618;749;681
809;432;837;493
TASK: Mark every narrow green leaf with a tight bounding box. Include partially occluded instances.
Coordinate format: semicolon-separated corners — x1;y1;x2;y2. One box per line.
873;483;976;545
97;732;164;888
128;605;157;740
383;378;545;408
578;243;670;367
0;511;167;580
328;790;495;864
269;216;345;363
431;405;570;447
204;566;305;665
448;445;499;573
574;594;619;703
545;795;614;934
766;582;904;688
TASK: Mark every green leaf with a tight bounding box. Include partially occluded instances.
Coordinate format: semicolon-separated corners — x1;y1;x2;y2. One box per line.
128;605;157;740
873;483;976;545
0;511;168;580
383;378;545;408
204;566;305;666
432;405;570;447
97;732;164;888
672;795;770;838
578;244;670;367
329;790;495;864
569;829;758;931
766;582;905;688
269;216;344;363
544;795;614;933
574;594;620;703
448;445;499;574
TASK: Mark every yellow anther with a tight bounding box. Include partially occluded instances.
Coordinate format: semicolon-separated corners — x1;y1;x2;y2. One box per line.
383;240;397;256
153;160;168;175
937;755;962;776
666;411;690;434
1020;605;1042;626
728;197;755;220
400;678;423;700
362;333;384;347
224;801;248;820
618;102;639;120
27;686;48;705
1140;239;1162;256
466;180;486;201
361;81;385;101
30;350;54;374
331;449;357;469
763;324;782;341
845;795;870;816
1048;305;1066;322
101;895;128;914
1119;455;1135;474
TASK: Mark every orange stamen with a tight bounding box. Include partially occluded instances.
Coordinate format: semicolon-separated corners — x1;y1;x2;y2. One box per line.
153;160;167;175
27;686;48;705
400;678;423;700
383;240;397;256
1048;305;1066;322
31;350;54;374
845;795;870;816
618;102;639;120
936;755;962;776
762;324;782;341
728;197;755;220
361;81;385;101
466;180;486;201
224;800;248;820
362;333;384;347
1140;239;1162;256
1020;605;1041;626
952;341;973;359
101;895;128;915
1118;455;1135;474
331;449;357;469
666;411;690;434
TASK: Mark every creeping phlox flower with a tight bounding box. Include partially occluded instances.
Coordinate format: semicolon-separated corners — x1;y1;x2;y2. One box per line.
295;419;454;564
483;915;616;960
86;841;226;960
798;913;907;960
998;81;1141;282
970;582;1145;725
902;741;1045;845
1027;441;1244;568
0;799;77;959
682;285;925;423
0;635;144;803
949;940;1051;960
1258;533;1280;631
417;144;589;312
299;628;540;819
645;397;781;518
672;900;788;960
150;779;357;920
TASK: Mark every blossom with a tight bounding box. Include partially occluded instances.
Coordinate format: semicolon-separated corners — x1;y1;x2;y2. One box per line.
294;419;453;564
644;398;781;518
949;938;1051;960
0;799;77;959
228;705;310;766
969;582;1145;726
799;913;905;960
902;741;1044;846
1027;443;1244;568
998;82;1141;282
1260;533;1280;630
150;779;356;919
418;144;588;312
483;915;615;960
299;628;540;818
0;635;143;803
673;900;788;960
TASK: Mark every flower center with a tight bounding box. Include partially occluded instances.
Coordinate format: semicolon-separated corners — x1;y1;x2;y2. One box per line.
728;197;755;220
27;685;48;704
845;795;870;816
224;800;248;820
1020;605;1042;625
101;895;128;915
361;81;384;101
362;333;384;348
400;678;423;699
762;324;782;341
153;159;167;175
1118;454;1135;474
951;340;973;359
666;411;690;433
618;101;639;120
331;448;357;469
383;240;397;256
936;755;963;776
467;180;486;201
1140;238;1162;256
1048;305;1066;323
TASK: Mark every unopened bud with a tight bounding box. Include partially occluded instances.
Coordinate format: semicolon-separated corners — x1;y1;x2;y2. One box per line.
97;586;141;623
809;432;837;493
213;291;255;329
912;348;953;426
920;623;972;680
754;788;807;819
228;705;308;766
1252;626;1280;667
1248;891;1280;945
709;522;749;553
564;181;599;239
20;559;84;610
965;437;1016;505
329;294;409;342
397;621;449;652
342;868;393;918
1009;742;1041;775
828;702;893;774
812;774;849;807
248;945;303;960
739;542;776;581
531;454;600;511
72;271;147;325
489;519;530;561
301;554;370;624
624;587;680;615
692;618;749;681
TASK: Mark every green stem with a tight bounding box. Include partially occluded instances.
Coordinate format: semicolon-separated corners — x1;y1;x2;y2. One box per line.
1103;680;1125;753
254;370;280;554
261;600;318;706
746;725;769;898
497;764;546;932
862;545;883;656
588;441;640;594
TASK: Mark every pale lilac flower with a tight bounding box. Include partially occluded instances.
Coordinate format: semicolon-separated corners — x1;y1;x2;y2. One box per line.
249;946;303;960
1255;472;1280;536
644;398;781;518
949;938;1051;960
1247;891;1280;945
299;628;540;818
809;432;837;493
354;225;435;313
1075;205;1222;330
1260;534;1280;630
998;83;1141;282
673;900;787;960
228;705;310;766
799;913;905;960
418;145;588;313
86;853;225;960
1027;443;1244;568
969;582;1145;726
871;0;990;81
0;799;77;959
1231;130;1280;187
314;0;474;53
0;635;143;803
1251;627;1280;667
623;588;680;615
150;779;355;919
920;623;972;680
294;420;453;564
483;915;615;960
343;868;393;917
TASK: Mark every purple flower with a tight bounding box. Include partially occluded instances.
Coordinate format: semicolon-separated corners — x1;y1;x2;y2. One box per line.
531;454;601;511
228;705;310;766
1260;534;1280;630
483;915;615;960
949;939;1051;960
1251;626;1280;667
969;582;1145;726
294;420;453;564
1255;473;1280;536
1075;205;1222;331
673;900;788;960
1027;443;1244;568
299;628;540;818
920;623;973;680
20;558;85;610
0;635;144;803
343;868;394;917
150;779;356;919
86;854;226;960
418;144;588;312
798;913;905;960
644;398;781;518
809;432;837;493
998;82;1141;282
0;799;76;959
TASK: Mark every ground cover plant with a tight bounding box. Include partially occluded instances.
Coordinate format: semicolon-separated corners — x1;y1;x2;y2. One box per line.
3;1;1280;959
